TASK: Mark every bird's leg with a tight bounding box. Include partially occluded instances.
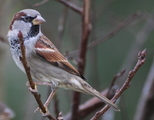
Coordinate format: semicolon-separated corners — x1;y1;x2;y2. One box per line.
34;85;57;113
44;89;56;108
26;81;38;92
34;90;57;116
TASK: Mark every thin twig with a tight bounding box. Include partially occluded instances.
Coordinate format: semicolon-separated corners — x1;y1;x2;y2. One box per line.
55;0;82;14
33;0;49;7
117;13;154;87
88;13;139;48
66;12;140;59
90;49;147;120
18;31;56;120
71;0;91;120
106;69;126;98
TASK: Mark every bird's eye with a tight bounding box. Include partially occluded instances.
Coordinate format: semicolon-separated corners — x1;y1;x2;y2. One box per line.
22;16;33;22
24;17;31;21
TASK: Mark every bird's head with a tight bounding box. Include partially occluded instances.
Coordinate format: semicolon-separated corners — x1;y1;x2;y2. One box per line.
8;9;46;38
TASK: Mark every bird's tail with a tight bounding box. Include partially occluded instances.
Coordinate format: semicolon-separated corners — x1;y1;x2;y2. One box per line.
81;81;120;111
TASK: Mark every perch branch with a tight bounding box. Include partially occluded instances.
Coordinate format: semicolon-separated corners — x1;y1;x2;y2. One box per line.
18;31;56;120
71;0;91;120
90;49;147;120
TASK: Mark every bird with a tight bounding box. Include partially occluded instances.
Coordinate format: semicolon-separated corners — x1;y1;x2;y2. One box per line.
7;9;119;111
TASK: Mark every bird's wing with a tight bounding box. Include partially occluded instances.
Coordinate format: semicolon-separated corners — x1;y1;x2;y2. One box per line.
34;35;86;80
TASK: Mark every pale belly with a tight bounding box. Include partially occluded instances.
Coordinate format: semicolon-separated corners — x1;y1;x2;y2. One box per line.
11;47;84;91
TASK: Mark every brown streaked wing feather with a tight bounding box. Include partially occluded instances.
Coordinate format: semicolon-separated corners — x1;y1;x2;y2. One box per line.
35;35;86;80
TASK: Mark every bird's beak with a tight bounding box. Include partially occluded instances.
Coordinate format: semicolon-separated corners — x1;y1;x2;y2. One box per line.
32;15;46;25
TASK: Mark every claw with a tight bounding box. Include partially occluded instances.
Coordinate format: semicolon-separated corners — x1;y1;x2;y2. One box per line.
34;107;40;113
26;81;30;86
34;105;50;116
26;82;38;92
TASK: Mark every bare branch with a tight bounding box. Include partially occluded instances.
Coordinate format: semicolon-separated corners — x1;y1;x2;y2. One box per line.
55;0;82;14
18;31;56;120
66;12;140;59
106;69;126;98
33;0;49;7
117;13;154;87
88;12;140;49
90;49;147;120
71;0;91;119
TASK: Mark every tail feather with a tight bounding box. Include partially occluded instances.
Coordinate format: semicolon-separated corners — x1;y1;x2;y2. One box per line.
81;82;120;111
66;78;120;111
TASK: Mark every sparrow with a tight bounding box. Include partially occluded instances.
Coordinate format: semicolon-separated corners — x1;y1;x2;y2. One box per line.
7;9;119;111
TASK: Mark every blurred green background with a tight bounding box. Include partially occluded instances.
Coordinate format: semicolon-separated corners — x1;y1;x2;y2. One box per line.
0;0;154;120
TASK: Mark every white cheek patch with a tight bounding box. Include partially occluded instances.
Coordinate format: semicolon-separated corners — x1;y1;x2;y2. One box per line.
12;21;31;35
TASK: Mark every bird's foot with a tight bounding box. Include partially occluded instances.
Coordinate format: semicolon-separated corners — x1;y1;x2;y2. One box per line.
35;105;50;116
34;91;55;113
26;82;38;92
34;103;50;116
